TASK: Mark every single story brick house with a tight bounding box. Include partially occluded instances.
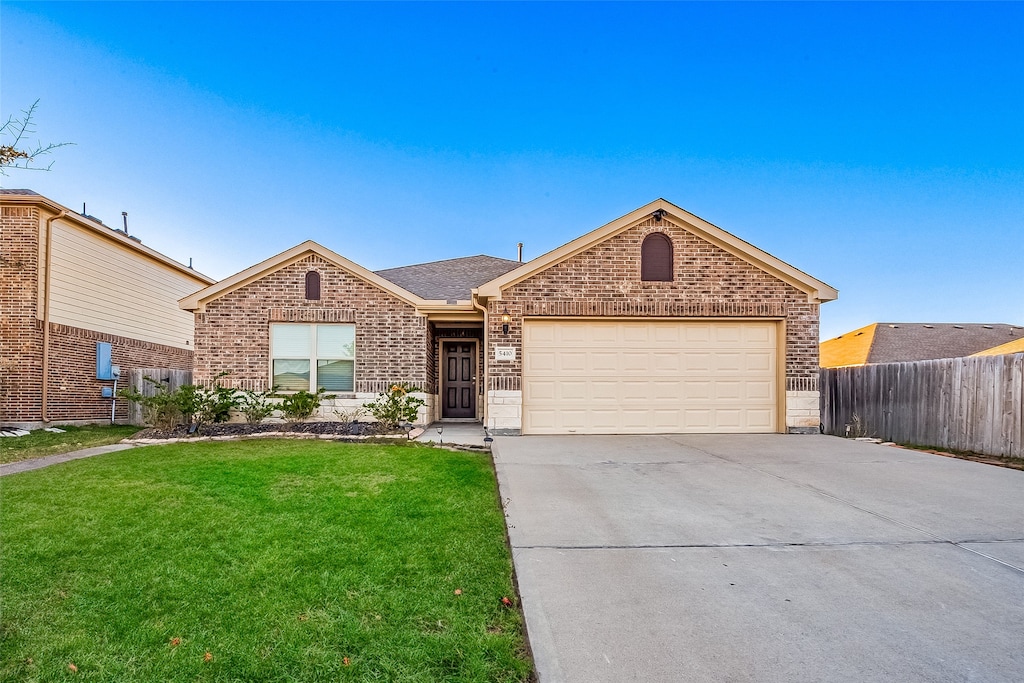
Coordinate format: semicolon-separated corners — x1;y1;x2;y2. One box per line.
180;199;837;435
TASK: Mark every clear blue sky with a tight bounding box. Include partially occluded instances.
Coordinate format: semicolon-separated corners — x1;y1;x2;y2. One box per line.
3;1;1021;339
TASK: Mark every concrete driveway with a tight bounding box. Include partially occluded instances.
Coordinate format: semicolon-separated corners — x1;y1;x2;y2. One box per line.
492;434;1024;682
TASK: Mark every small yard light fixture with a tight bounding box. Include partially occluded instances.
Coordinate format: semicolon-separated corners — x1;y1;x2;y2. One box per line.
501;308;512;335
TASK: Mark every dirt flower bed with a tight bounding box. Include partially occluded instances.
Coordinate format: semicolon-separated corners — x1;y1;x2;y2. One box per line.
130;421;404;441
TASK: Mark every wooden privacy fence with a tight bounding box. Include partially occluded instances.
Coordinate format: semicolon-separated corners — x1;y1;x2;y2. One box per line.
820;353;1024;459
126;368;192;426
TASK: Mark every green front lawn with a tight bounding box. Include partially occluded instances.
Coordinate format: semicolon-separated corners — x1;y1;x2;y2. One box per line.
0;440;531;682
0;425;141;464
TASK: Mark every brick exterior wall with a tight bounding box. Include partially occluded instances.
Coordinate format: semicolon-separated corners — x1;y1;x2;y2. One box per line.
1;205;43;423
193;255;429;393
484;215;821;432
38;322;192;423
1;204;194;427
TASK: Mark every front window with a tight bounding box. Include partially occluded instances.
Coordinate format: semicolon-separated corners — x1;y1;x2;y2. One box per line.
271;323;355;392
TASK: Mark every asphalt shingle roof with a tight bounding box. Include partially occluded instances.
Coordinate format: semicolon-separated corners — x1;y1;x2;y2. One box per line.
821;322;1024;367
375;255;522;301
0;189;41;195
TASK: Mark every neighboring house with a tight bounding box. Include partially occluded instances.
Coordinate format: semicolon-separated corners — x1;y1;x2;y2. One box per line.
971;337;1024;357
820;322;1024;368
181;199;837;435
1;190;215;429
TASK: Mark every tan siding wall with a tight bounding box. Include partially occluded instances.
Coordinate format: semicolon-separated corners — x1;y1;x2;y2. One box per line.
45;219;203;349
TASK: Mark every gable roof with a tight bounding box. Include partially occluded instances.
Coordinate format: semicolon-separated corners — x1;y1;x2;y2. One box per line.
821;322;1024;367
476;198;838;303
179;241;431;312
970;337;1024;357
376;255;521;301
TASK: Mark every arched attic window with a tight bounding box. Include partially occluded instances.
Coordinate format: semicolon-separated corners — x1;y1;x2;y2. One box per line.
305;270;321;300
641;233;673;281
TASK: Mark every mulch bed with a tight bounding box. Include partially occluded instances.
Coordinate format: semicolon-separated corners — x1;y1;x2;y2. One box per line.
130;421;401;441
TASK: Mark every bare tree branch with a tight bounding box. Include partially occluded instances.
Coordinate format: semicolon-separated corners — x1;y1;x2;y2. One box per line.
1;100;73;175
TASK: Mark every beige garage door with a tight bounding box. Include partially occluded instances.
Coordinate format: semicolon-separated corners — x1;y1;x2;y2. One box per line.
522;320;778;434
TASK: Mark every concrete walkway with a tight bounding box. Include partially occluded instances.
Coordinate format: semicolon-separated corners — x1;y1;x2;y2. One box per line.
414;421;489;447
0;443;136;476
493;434;1024;682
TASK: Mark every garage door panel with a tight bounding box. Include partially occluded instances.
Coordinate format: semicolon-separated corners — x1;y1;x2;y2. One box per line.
652;352;681;372
590;352;619;372
715;381;742;401
683;325;711;343
591;381;619;401
746;380;773;401
522;320;777;434
526;351;556;373
714;326;742;344
526;380;556;401
558;352;587;372
683;352;712;371
621;353;650;372
744;325;772;344
712;353;743;372
589;325;618;343
746;351;773;372
559;381;588;401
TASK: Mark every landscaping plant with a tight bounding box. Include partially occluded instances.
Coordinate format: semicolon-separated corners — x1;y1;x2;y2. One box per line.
367;383;425;430
118;377;187;430
277;387;335;422
236;387;277;424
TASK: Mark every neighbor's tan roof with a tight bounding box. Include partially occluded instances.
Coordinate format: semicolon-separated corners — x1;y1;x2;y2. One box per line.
971;337;1024;357
476;198;838;303
820;323;878;368
821;322;1024;367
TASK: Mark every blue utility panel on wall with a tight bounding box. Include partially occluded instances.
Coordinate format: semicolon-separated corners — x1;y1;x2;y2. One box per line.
96;342;113;380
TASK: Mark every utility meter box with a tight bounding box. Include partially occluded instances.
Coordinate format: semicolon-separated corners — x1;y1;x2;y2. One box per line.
96;342;113;379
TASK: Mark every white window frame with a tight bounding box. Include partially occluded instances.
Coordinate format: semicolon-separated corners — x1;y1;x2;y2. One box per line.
270;323;356;393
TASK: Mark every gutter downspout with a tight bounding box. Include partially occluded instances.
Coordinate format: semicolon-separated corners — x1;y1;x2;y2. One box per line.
471;290;488;428
41;209;67;424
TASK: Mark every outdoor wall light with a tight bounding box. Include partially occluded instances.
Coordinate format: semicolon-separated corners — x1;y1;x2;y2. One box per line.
501;308;512;335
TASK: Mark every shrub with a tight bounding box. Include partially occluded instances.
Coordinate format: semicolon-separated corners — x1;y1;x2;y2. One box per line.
277;388;335;422
119;374;240;430
366;383;425;430
333;406;366;430
118;377;188;430
237;388;277;424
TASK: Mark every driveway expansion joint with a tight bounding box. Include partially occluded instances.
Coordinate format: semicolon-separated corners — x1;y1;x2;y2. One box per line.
513;539;998;551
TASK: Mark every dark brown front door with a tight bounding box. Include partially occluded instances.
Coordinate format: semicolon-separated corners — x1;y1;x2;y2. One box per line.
443;342;476;418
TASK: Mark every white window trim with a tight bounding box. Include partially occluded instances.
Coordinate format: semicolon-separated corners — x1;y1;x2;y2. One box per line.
269;323;356;393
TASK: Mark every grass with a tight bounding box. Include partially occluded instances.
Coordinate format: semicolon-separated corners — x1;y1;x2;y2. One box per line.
0;440;532;682
0;425;140;464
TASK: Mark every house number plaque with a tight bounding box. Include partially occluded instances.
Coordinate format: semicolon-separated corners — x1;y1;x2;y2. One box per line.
494;347;516;361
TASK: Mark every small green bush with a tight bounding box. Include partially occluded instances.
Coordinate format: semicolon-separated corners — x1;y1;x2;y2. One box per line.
237;388;277;424
366;383;425;430
118;377;184;431
277;388;335;422
119;374;239;429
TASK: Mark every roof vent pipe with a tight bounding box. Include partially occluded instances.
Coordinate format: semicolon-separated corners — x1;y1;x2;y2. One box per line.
122;211;128;233
517;242;523;262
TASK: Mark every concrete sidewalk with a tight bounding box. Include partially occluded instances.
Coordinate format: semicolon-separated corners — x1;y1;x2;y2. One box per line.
493;434;1024;682
413;422;489;447
0;443;136;476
